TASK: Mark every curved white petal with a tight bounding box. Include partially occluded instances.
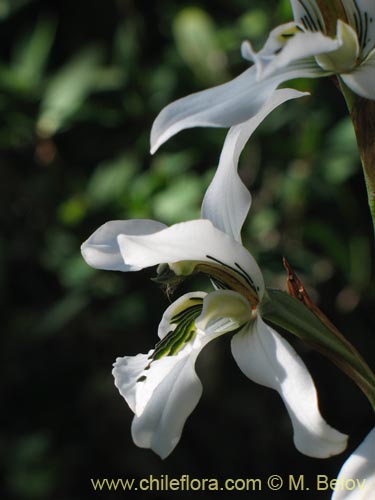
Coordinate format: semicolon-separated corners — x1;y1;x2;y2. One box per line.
315;21;359;73
150;66;278;154
81;219;167;271
196;290;253;334
342;0;375;58
150;32;329;153
201;88;307;242
341;47;375;99
290;0;325;32
113;292;223;459
117;219;265;298
231;316;348;458
332;427;375;500
129;354;201;459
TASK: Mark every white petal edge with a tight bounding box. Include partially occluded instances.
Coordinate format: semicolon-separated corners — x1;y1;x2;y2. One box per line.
81;219;167;271
341;47;375;99
117;219;265;299
231;316;348;458
201;88;308;242
332;427;375;500
150;66;278;154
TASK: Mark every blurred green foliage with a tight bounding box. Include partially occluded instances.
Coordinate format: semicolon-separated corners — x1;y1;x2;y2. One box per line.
1;1;374;499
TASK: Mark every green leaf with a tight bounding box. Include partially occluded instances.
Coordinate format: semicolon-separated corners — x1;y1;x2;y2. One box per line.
86;154;138;207
173;7;227;84
0;0;34;20
12;16;56;90
37;45;104;136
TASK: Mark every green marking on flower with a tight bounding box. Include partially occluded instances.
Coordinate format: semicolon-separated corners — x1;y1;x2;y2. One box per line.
152;301;202;360
151;298;203;361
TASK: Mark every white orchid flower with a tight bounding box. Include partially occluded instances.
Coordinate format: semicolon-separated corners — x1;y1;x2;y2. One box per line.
332;427;375;499
81;89;347;459
151;0;375;154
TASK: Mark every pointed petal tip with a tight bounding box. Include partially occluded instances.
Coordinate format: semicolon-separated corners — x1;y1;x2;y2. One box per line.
149;139;159;155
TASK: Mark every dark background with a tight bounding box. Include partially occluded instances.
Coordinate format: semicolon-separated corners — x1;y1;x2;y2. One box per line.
1;0;374;498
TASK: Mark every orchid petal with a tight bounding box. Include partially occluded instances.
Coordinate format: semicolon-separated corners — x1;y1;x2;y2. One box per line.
150;66;278;154
81;219;166;271
290;0;325;32
341;47;375;99
113;292;224;459
129;354;201;459
201;88;307;242
150;32;330;153
341;0;375;58
231;316;348;458
332;427;375;500
196;290;253;334
117;219;265;298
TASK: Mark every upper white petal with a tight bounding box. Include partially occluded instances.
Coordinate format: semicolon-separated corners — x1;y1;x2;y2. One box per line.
231;316;348;458
341;0;375;58
341;47;375;99
81;219;167;271
290;0;325;32
150;66;278;154
150;26;332;154
332;427;375;500
117;219;265;298
201;88;307;242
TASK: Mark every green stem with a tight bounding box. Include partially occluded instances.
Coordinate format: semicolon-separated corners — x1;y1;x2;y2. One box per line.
350;97;375;234
339;80;375;234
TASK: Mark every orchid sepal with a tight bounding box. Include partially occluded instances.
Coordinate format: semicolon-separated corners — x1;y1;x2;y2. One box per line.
260;289;375;412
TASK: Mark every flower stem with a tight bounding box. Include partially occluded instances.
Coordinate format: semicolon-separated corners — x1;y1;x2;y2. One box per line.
350;97;375;234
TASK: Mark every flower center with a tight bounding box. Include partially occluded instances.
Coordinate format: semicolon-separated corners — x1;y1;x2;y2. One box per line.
196;260;259;307
155;258;260;308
